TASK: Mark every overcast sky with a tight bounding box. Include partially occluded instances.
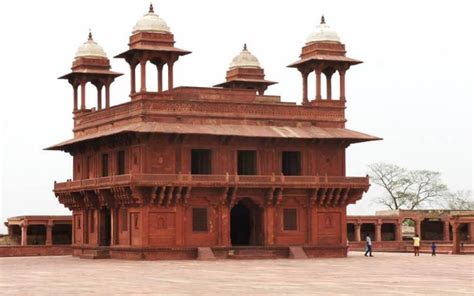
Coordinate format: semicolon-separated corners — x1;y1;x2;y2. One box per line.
0;0;472;233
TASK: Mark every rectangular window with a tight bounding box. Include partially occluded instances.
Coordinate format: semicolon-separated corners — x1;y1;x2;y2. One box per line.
192;208;208;232
283;208;297;231
121;208;128;231
101;153;109;177
237;150;257;175
117;150;125;175
282;151;301;176
191;149;212;174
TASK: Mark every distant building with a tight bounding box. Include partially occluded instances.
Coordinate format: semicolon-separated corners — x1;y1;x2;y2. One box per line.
48;5;379;259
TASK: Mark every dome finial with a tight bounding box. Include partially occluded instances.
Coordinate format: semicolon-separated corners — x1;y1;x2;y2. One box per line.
149;3;154;13
320;15;326;24
88;29;93;41
243;43;247;51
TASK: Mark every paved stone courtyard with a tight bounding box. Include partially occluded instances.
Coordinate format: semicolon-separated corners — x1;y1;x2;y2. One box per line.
0;252;472;295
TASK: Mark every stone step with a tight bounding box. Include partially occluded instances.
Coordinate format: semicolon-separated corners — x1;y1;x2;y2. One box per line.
80;249;110;259
228;248;277;259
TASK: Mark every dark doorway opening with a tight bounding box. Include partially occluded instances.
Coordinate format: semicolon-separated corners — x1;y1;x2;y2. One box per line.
282;151;301;176
237;150;257;175
52;224;72;245
99;208;111;246
230;199;263;246
347;223;355;241
27;225;46;245
421;219;444;240
381;223;396;241
191;149;212;174
360;223;375;241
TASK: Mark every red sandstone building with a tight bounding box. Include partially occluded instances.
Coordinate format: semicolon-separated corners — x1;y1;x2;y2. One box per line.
48;6;380;259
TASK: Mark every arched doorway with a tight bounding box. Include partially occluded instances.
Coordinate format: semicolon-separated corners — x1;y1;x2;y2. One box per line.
230;199;263;246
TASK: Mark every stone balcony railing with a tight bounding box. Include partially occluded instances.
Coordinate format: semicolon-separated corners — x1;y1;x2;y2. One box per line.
54;173;369;192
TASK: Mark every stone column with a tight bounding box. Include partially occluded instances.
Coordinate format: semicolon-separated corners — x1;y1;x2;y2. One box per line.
140;59;147;93
73;84;79;112
96;84;103;110
325;71;333;100
315;69;322;100
301;71;309;104
415;219;421;237
355;223;361;242
21;223;28;246
338;68;346;101
452;223;460;254
157;63;164;93
468;222;474;242
168;62;174;90
80;81;86;110
396;222;402;241
375;222;382;242
105;82;111;108
46;223;53;246
130;63;136;95
443;220;450;241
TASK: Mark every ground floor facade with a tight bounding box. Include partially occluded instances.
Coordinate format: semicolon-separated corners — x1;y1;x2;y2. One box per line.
4;216;72;246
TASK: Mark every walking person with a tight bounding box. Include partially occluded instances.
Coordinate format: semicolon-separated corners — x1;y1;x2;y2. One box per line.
413;234;421;256
431;242;437;256
364;233;373;257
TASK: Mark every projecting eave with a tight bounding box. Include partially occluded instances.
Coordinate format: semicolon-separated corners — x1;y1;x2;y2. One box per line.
45;122;381;151
288;55;362;68
58;70;123;79
114;46;191;59
214;78;277;88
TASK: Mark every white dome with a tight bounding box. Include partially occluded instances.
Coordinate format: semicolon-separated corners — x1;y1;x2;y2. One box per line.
306;16;340;44
132;4;171;34
229;44;261;69
75;33;107;59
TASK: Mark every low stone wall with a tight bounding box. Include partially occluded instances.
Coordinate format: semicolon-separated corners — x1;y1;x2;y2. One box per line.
349;241;474;254
0;245;72;257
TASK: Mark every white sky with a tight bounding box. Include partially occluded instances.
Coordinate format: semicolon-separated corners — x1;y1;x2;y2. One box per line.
0;0;472;233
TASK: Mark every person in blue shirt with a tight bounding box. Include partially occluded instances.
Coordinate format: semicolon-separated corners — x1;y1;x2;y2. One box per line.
364;233;373;257
431;242;437;256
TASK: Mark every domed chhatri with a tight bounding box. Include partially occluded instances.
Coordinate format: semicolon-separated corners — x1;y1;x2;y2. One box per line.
75;32;108;59
306;15;340;44
229;44;261;69
132;3;171;34
215;44;276;95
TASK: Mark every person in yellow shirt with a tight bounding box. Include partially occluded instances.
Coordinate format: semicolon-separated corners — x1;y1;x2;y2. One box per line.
413;234;421;256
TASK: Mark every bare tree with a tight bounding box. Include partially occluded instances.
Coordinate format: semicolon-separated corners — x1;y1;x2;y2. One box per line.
438;190;474;210
368;163;448;210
